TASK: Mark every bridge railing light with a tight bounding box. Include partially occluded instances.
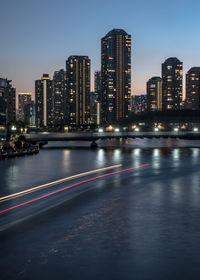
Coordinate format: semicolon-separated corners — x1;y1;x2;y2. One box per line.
98;128;103;133
134;127;139;132
154;128;159;132
115;128;120;132
193;128;199;132
174;128;179;132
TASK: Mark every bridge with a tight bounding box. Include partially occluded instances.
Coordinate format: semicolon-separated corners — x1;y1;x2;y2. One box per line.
24;131;200;147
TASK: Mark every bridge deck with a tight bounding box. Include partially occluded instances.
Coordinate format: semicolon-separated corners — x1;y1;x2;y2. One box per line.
24;131;200;142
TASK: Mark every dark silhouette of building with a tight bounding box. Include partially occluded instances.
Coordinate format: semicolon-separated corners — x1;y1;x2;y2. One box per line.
131;94;147;114
35;74;53;127
162;57;183;110
18;92;32;122
185;67;200;110
101;29;131;124
66;56;90;127
147;77;162;111
53;69;68;126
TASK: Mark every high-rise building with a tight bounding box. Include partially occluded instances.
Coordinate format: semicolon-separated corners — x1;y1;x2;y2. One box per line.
53;69;68;126
147;77;162;111
94;71;102;125
35;74;53;127
24;101;35;126
101;29;131;124
0;78;7;126
90;91;101;126
186;67;200;110
18;93;32;122
162;57;183;110
131;94;147;114
94;71;102;102
66;56;90;127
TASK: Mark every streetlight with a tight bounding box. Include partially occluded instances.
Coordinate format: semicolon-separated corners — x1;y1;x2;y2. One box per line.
134;127;140;132
154;127;159;132
98;128;103;133
193;128;199;132
115;128;120;132
174;128;179;132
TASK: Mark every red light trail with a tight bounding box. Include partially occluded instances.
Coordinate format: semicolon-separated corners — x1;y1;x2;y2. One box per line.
0;164;149;215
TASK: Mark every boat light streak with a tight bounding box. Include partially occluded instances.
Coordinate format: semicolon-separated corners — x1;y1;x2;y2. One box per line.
0;164;149;214
0;164;122;202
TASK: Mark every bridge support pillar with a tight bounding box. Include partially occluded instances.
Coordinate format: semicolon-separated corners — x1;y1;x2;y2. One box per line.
90;140;98;149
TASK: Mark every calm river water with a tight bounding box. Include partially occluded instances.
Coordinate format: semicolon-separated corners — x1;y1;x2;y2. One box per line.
0;138;200;280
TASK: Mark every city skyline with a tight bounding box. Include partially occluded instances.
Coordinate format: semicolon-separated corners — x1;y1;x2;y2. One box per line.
1;0;200;99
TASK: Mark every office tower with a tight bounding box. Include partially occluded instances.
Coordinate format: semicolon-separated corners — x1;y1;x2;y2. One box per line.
66;56;90;127
131;94;147;114
101;29;131;124
185;67;200;110
35;74;53;127
18;93;32;122
147;77;162;111
162;57;183;110
53;69;68;126
24;101;35;126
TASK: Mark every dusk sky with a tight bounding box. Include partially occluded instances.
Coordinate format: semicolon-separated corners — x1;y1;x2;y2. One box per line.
1;0;200;101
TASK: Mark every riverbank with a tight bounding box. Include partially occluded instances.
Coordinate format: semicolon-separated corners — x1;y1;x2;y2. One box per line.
0;146;39;159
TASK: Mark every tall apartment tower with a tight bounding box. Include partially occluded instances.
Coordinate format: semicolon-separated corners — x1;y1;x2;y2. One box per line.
53;69;68;126
66;56;90;127
162;57;183;110
101;29;131;124
35;74;53;127
186;67;200;110
94;71;102;102
147;77;162;111
18;92;32;122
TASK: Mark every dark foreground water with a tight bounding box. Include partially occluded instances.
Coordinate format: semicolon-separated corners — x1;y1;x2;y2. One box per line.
1;139;200;280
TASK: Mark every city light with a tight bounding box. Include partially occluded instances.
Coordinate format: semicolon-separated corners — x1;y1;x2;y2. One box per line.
115;128;120;132
98;128;103;133
11;125;16;131
134;127;140;132
193;128;199;132
154;127;159;132
174;128;179;132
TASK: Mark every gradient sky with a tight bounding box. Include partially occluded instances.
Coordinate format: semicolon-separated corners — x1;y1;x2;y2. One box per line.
1;0;200;102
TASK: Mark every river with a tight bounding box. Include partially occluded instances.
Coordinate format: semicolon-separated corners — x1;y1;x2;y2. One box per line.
0;138;200;279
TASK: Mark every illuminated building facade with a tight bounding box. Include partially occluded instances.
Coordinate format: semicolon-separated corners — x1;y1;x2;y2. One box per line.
24;101;35;126
66;56;90;127
101;29;131;124
53;69;68;126
162;57;183;110
147;77;162;111
35;74;53;127
18;92;32;122
0;78;7;126
131;94;147;114
186;67;200;110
